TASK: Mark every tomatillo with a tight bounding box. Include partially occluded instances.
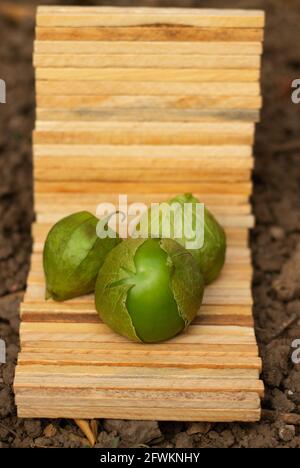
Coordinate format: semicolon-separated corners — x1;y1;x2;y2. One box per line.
140;193;226;285
95;238;204;343
43;211;121;301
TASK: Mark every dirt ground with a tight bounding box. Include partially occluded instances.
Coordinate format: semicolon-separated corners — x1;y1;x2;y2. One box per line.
0;0;300;448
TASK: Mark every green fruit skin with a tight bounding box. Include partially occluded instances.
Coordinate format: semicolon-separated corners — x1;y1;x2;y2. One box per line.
143;193;226;285
95;238;204;343
43;211;121;301
170;193;226;284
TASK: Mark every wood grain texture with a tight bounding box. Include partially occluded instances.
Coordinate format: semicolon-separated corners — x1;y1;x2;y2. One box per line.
15;5;263;422
36;26;263;42
36;94;262;110
36;81;260;96
34;54;261;69
16;406;261;422
34;40;263;55
36;108;260;123
33;143;253;157
33;122;255;146
33;181;252;195
36;6;265;28
36;67;259;82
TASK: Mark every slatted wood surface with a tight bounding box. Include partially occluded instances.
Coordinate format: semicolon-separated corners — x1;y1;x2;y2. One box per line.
14;6;265;421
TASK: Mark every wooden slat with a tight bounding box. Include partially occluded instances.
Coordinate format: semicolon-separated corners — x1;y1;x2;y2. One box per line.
36;68;259;82
16;405;261;422
33;122;255;145
33;142;253;156
33;191;250;205
36;81;260;96
35;108;260;123
18;352;261;369
34;54;261;69
36;27;264;43
33;181;252;195
33;193;250;212
19;339;257;351
14;369;263;394
33;204;252;218
34;166;253;184
36;7;265;28
34;40;263;56
36;94;262;110
15;392;260;412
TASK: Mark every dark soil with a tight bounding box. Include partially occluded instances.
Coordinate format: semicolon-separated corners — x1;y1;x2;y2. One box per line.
0;0;300;449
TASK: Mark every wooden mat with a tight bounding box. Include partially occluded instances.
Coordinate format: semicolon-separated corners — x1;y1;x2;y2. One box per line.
14;6;265;421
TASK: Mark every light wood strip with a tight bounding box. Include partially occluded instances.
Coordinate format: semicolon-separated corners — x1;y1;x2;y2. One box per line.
15;393;260;412
34;54;261;69
33;181;252;195
14;372;263;395
33;195;251;214
36;81;260;96
36;7;265;28
33;133;254;146
36;108;260;123
36;94;262;110
35;120;255;131
36;27;264;43
16;405;261;422
33;143;253;157
18;352;261;370
34;41;263;56
36;68;259;83
19;340;258;355
15;362;258;379
33;193;250;210
33;167;253;184
22;312;253;328
19;322;256;346
20;312;253;328
33;204;251;218
20;297;254;327
34;155;253;171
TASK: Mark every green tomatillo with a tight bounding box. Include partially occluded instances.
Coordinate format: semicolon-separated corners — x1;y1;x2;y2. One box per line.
43;211;121;301
139;193;226;285
95;238;204;343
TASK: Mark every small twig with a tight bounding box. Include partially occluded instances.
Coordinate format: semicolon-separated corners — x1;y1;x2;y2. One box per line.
90;419;98;441
74;419;96;447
